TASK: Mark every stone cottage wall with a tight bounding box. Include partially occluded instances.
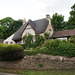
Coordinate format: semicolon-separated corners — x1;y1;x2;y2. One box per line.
0;54;75;70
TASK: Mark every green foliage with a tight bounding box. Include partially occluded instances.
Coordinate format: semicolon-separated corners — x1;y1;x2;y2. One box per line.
67;4;75;29
25;34;33;45
22;34;33;48
1;70;75;75
22;34;45;49
68;35;75;44
57;41;75;57
20;44;27;49
44;33;50;40
0;43;25;61
0;44;23;54
34;34;44;47
24;50;38;56
24;39;75;57
38;63;43;67
0;17;23;39
51;13;65;31
9;19;23;37
39;47;49;54
43;39;75;57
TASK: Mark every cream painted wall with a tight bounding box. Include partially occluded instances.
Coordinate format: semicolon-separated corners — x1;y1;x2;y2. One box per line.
3;34;16;44
22;24;35;37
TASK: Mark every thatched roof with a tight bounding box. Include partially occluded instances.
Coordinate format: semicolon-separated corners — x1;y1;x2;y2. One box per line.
52;29;75;38
12;18;49;41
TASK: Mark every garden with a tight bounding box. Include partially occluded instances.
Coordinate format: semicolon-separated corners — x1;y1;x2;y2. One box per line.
21;34;75;57
0;34;75;75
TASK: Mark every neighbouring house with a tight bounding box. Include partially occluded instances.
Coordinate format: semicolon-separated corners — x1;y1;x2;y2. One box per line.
3;14;75;44
0;39;4;43
51;29;75;41
4;14;54;44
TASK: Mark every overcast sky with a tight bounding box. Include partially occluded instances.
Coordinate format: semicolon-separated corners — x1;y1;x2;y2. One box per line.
0;0;75;21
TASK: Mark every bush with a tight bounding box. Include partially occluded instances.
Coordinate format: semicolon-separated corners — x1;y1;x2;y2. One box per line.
58;42;75;57
24;50;38;56
0;44;25;61
23;39;75;57
39;47;49;54
43;39;75;57
68;35;75;44
20;44;27;49
44;32;49;40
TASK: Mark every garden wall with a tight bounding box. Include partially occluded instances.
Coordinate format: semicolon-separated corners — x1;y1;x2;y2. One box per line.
0;54;75;70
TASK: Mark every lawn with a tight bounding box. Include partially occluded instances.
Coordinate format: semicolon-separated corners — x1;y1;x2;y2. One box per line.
0;69;75;75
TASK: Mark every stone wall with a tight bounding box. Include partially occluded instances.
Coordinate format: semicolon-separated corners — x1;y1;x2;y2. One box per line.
0;54;75;70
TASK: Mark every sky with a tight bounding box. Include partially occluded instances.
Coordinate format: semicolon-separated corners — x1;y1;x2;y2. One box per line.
0;0;75;21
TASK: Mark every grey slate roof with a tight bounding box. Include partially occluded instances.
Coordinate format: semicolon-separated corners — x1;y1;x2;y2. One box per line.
12;18;49;41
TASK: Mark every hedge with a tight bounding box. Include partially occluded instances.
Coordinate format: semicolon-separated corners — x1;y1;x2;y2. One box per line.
24;50;38;56
43;39;75;57
0;43;25;61
24;39;75;57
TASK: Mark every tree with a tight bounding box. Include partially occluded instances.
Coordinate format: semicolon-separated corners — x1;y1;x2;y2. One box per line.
67;4;75;29
51;13;65;31
0;26;4;38
9;19;23;36
0;17;14;39
0;17;23;39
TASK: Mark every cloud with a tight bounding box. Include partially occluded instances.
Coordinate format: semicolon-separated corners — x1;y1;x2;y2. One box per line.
0;0;74;21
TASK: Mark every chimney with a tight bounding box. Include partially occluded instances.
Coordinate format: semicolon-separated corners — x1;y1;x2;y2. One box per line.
23;18;26;25
46;14;51;25
46;14;50;19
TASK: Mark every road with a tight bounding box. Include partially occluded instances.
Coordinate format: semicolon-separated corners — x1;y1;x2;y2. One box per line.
0;73;21;75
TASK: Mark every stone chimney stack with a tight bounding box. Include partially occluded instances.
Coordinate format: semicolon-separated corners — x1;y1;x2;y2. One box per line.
46;14;50;19
23;18;26;25
46;14;51;25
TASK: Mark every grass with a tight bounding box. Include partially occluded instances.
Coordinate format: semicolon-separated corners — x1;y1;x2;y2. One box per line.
0;69;75;75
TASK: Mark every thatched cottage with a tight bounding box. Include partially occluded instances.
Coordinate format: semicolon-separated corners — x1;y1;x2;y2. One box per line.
3;14;75;44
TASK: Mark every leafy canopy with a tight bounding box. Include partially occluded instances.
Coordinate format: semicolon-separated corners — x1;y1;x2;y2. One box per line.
51;13;65;31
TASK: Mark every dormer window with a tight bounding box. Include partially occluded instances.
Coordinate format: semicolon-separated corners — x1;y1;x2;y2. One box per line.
26;28;32;34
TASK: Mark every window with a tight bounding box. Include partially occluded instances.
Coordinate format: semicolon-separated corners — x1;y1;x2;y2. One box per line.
5;42;8;44
26;29;32;34
49;29;51;35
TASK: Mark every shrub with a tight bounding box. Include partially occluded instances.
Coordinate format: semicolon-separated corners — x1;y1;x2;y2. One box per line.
0;44;25;61
44;32;49;40
23;39;75;57
24;50;38;56
68;35;75;44
58;42;75;57
44;39;75;57
20;44;27;49
35;34;44;47
38;63;43;67
39;47;49;54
